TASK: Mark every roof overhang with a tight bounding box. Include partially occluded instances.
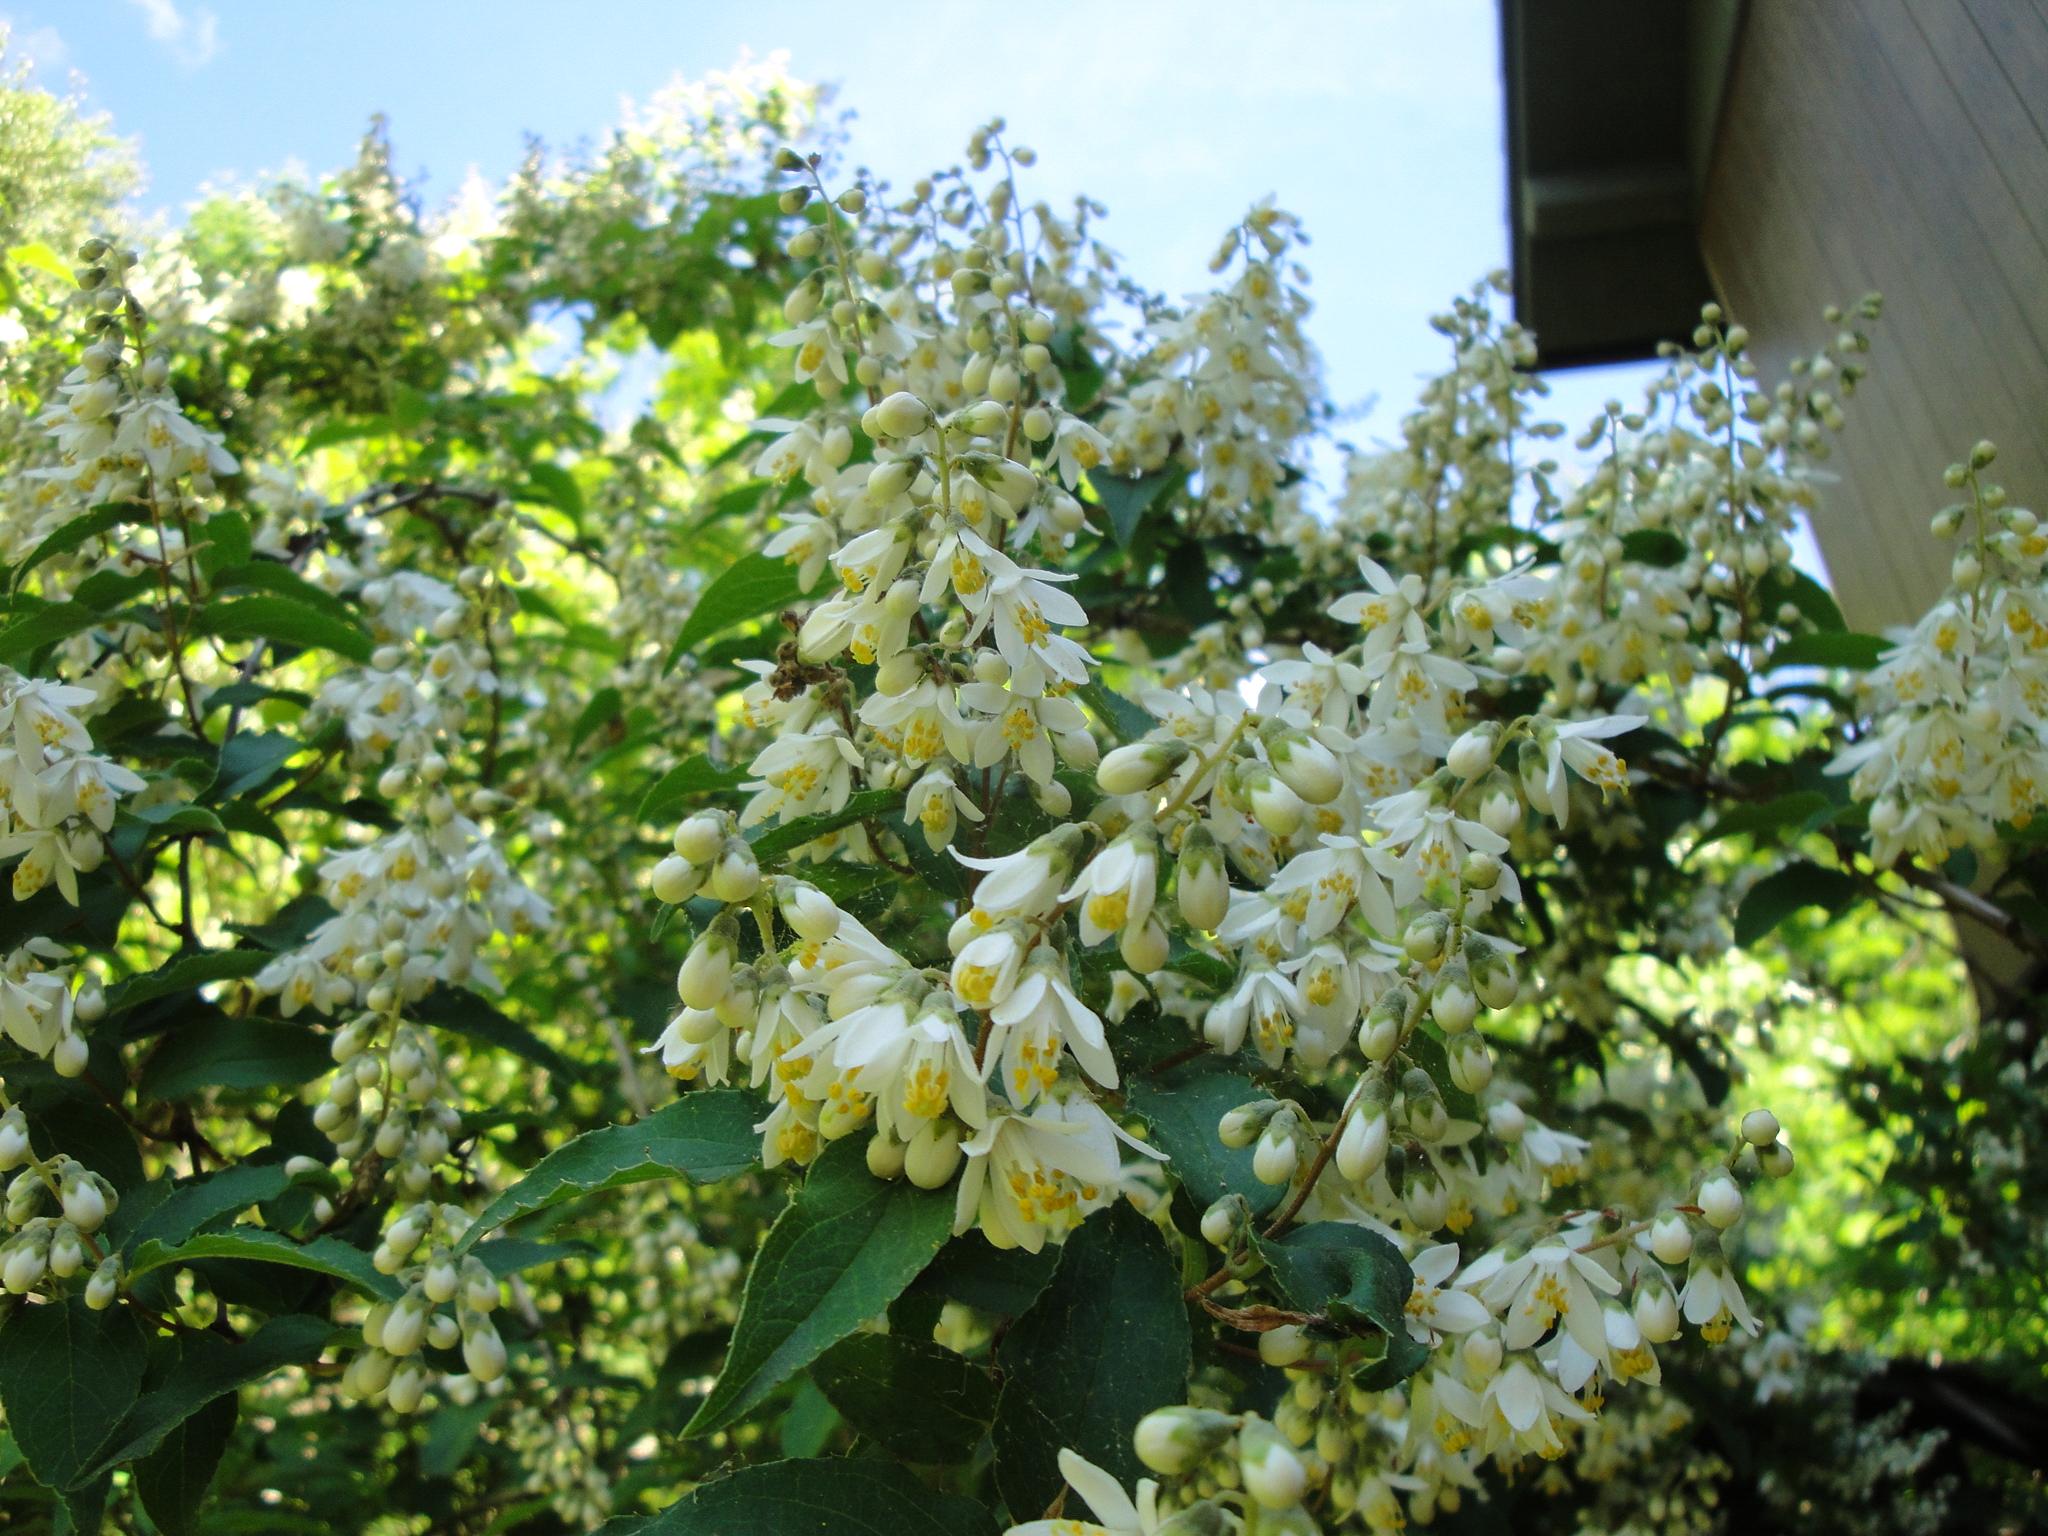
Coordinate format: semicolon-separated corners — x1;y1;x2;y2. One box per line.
1500;0;1745;368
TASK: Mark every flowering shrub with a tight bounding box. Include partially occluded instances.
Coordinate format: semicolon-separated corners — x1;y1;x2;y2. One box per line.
0;47;2042;1536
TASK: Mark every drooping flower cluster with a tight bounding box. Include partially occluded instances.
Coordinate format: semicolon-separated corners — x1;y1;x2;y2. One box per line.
1832;440;2048;861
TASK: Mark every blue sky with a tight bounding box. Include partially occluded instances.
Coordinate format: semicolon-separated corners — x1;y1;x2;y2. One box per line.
4;0;1650;476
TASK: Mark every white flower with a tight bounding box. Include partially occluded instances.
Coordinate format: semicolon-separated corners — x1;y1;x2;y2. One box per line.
1680;1252;1759;1343
740;726;861;828
1003;1448;1160;1535
953;1097;1160;1253
954;826;1086;919
1403;1243;1491;1343
1472;1240;1620;1365
1061;826;1158;948
904;766;983;849
1532;714;1644;829
989;948;1118;1103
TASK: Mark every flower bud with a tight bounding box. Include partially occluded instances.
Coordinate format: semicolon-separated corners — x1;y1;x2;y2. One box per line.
866;1131;906;1180
1259;1324;1310;1368
1218;1100;1280;1149
1200;1193;1249;1249
1698;1172;1744;1230
707;842;761;903
1447;724;1500;779
1740;1108;1780;1147
904;1120;963;1189
1446;1033;1492;1094
462;1320;507;1383
1403;913;1448;963
1252;1118;1300;1186
0;1110;28;1171
1239;1419;1309;1510
1634;1282;1680;1342
650;854;699;906
673;813;724;864
1266;733;1342;805
1758;1140;1795;1178
677;917;739;1010
1119;915;1169;974
1175;824;1229;932
86;1254;121;1310
1134;1406;1241;1476
871;391;933;439
776;880;842;941
1649;1214;1694;1265
60;1171;108;1233
1335;1107;1390;1183
1430;965;1477;1034
1097;739;1191;796
1243;767;1305;837
1486;1099;1526;1142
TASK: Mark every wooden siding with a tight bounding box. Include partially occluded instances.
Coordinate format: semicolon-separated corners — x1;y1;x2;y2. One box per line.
1700;0;2048;631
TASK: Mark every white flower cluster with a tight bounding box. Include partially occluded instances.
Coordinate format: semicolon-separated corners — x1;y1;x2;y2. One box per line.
1831;440;2048;863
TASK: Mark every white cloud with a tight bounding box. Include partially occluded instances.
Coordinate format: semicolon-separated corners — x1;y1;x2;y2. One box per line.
123;0;219;69
1;14;70;72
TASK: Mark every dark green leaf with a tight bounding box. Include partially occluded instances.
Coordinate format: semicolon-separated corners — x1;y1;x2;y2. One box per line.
103;950;270;1016
610;1457;998;1536
810;1333;995;1463
1254;1222;1426;1389
0;1297;148;1492
1733;859;1863;946
1619;529;1686;567
135;1392;235;1536
662;553;804;675
209;731;303;801
138;1018;330;1099
686;1138;955;1436
83;1314;331;1476
1074;678;1158;744
412;985;578;1080
907;1236;1059;1316
638;754;746;824
1693;790;1833;852
208;562;356;623
570;686;624;754
10;503;143;588
1090;468;1181;549
749;788;904;863
127;1229;399;1301
991;1202;1191;1518
454;1090;760;1254
117;1163;296;1255
1127;1059;1284;1217
1766;631;1889;672
193;596;373;664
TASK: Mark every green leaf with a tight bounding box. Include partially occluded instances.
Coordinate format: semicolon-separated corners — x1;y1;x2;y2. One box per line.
809;1333;995;1463
1073;677;1159;744
412;985;578;1080
10;503;144;588
1765;631;1889;672
127;1229;399;1301
991;1202;1192;1518
7;240;74;284
1759;568;1847;632
82;1313;331;1477
520;461;585;518
298;417;392;456
454;1090;760;1254
118;1163;296;1255
1126;1059;1284;1217
662;553;804;675
208;562;356;623
748;788;904;864
138;1018;331;1099
103;950;270;1016
135;1392;235;1536
1618;528;1686;566
638;754;746;824
209;730;304;801
610;1457;999;1536
570;685;624;754
907;1236;1059;1316
0;1297;149;1492
686;1138;955;1437
1692;790;1833;852
194;595;374;664
1254;1222;1427;1389
1733;859;1863;946
1090;467;1181;549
